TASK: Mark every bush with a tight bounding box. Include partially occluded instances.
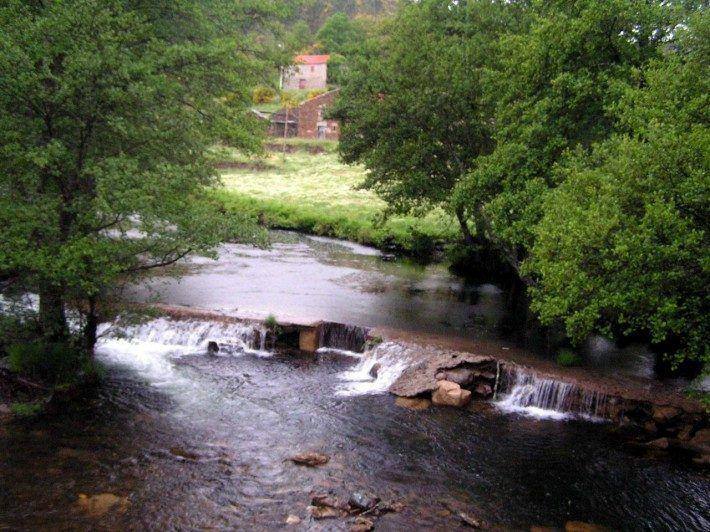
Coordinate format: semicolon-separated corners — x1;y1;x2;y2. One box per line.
556;349;582;367
252;85;276;104
10;401;43;418
306;88;327;100
7;341;91;384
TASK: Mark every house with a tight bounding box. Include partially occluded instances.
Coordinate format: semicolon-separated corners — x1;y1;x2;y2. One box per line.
282;55;330;91
269;89;340;140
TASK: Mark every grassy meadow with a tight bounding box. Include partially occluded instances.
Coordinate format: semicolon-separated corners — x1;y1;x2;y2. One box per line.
213;141;457;256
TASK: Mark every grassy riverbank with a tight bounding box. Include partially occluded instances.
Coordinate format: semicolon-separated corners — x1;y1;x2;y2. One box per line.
214;142;458;256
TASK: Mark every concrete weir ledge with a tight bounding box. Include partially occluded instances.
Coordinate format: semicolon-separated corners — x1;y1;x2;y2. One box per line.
145;304;708;464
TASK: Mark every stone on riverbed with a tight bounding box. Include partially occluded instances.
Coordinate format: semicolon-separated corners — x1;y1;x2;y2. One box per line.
290;452;329;467
432;380;471;408
395;396;431;410
75;493;128;518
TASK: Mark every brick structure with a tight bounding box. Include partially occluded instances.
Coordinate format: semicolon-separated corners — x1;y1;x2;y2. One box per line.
282;55;329;91
270;89;340;141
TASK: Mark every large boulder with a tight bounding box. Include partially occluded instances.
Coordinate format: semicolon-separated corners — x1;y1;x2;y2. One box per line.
436;367;475;387
432;381;471;408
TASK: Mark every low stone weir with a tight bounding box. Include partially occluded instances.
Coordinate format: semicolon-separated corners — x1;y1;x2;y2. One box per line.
100;317;270;354
496;368;610;420
319;322;369;353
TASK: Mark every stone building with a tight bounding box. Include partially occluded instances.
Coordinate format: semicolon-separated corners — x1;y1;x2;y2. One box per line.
270;89;340;140
282;55;330;91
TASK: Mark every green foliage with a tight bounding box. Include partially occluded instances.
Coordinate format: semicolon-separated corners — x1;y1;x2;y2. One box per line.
10;401;44;419
556;349;582;367
0;0;275;347
7;341;91;385
253;85;277;104
316;12;365;54
334;0;513;217
264;314;279;331
526;12;709;365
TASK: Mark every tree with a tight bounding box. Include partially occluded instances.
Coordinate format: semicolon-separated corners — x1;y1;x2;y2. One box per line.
525;11;709;365
0;0;275;354
316;13;365;54
332;0;521;241
455;0;686;275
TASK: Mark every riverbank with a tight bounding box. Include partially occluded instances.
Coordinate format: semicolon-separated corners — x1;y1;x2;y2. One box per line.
213;142;458;257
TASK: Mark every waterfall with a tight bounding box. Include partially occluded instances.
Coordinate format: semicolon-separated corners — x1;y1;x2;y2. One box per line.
319;322;368;353
336;342;412;396
99;317;270;354
496;369;608;421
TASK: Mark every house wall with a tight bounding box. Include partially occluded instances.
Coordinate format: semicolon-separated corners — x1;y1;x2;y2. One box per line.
283;63;328;90
296;90;340;140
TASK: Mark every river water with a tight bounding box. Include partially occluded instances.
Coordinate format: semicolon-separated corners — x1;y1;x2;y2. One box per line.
1;232;708;530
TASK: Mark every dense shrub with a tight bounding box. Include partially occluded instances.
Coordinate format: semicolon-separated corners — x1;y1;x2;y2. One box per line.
252;85;277;104
556;349;582;367
7;341;91;384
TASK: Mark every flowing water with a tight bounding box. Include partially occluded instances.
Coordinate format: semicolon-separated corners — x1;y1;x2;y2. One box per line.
1;319;708;530
2;233;709;529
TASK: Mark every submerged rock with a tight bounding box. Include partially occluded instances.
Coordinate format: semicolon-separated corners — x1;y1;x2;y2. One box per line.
348;492;379;511
290;452;329;467
350;516;375;531
395;396;431;410
75;493;128;518
369;363;381;379
285;514;301;525
432;380;471;408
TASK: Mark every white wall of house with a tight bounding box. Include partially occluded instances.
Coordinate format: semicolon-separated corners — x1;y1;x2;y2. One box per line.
283;63;328;90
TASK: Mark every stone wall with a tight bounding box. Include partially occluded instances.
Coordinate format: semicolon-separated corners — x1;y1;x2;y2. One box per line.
296;90;340;140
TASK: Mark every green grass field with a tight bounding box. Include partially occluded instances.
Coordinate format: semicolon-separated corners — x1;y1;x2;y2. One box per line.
213;143;457;256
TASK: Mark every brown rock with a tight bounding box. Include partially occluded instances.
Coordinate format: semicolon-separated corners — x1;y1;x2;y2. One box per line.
285;514;301;525
309;505;342;519
395;396;431;410
689;428;710;449
299;327;319;353
75;493;128;518
369;363;381;379
350;516;375;532
565;522;610;532
652;405;681;424
474;383;493;397
459;512;482;528
291;452;329;467
646;437;670;450
677;424;694;441
440;367;476;387
432;380;471;408
643;421;658;434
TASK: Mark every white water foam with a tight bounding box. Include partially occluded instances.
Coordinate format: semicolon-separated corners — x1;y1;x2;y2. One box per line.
496;370;608;421
336;342;411;396
95;318;271;391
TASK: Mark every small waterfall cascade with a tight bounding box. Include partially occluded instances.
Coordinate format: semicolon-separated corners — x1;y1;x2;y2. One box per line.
336;342;413;396
496;368;609;421
319;322;368;353
99;318;270;354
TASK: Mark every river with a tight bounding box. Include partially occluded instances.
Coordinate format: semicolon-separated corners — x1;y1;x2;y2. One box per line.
1;232;708;530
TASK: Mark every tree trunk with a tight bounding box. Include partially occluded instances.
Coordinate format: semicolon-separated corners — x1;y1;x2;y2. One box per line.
83;297;98;353
455;205;476;245
39;285;68;342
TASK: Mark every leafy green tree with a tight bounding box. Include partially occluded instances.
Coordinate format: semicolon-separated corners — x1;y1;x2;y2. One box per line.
525;11;709;364
316;12;365;54
333;0;522;241
0;0;274;353
455;0;685;275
